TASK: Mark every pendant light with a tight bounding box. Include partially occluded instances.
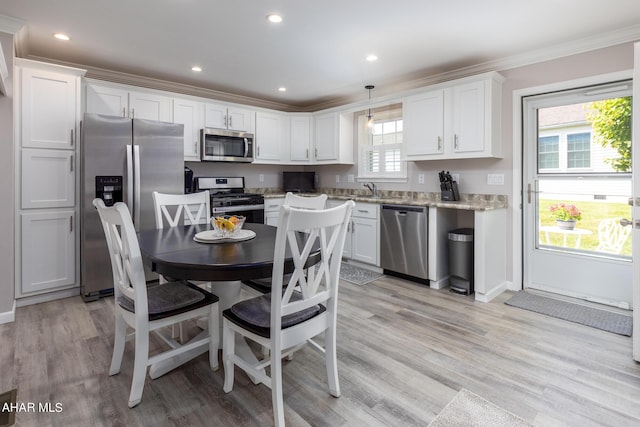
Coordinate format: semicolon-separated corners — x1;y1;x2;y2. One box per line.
365;85;375;128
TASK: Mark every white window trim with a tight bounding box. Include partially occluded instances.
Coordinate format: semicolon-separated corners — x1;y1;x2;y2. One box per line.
356;105;407;182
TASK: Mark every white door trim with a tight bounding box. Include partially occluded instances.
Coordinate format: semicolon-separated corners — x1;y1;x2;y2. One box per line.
511;70;633;293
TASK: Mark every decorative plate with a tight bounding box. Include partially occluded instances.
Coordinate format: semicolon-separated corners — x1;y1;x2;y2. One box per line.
193;229;256;244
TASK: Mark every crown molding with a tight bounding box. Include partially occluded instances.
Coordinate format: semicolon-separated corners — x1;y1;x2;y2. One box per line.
0;15;25;35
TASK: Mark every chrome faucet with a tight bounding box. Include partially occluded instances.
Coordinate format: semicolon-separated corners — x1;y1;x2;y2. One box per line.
364;182;377;197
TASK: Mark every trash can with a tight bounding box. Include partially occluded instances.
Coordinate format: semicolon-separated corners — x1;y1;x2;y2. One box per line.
448;228;474;295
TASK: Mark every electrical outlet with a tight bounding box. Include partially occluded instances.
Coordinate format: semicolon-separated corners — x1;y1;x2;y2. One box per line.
335;174;340;183
418;174;425;184
347;174;354;183
452;173;459;182
487;173;504;185
259;174;264;183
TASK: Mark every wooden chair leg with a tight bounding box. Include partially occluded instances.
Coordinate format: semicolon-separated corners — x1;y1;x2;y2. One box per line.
109;314;126;376
325;326;340;397
271;355;285;427
222;321;236;393
208;305;219;371
128;329;149;408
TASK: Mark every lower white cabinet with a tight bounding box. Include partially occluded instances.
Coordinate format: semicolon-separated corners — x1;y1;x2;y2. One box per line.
20;211;75;295
264;197;285;226
329;200;379;266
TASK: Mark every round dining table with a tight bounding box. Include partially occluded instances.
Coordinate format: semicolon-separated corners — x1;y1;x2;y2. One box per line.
136;222;318;379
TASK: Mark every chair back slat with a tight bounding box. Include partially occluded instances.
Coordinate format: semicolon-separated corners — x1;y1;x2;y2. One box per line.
271;201;354;330
153;191;211;229
284;192;327;210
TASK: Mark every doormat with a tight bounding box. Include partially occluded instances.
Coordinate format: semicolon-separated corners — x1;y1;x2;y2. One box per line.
337;263;383;285
505;291;632;336
429;389;532;427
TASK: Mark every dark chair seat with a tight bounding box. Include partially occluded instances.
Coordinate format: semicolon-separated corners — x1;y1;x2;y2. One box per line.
241;273;293;294
118;282;219;322
223;292;325;338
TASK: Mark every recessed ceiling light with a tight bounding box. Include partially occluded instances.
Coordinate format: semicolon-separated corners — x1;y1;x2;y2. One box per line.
267;14;283;23
278;87;287;92
53;33;70;41
191;66;202;72
366;54;378;62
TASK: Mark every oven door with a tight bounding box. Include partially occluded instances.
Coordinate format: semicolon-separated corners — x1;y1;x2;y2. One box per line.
211;204;265;224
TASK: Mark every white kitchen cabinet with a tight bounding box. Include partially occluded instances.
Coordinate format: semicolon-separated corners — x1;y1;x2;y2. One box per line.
313;111;353;164
85;81;171;121
328;200;379;265
21;211;75;294
204;102;254;132
20;67;77;150
21;148;75;209
404;72;504;160
172;97;203;161
289;114;313;163
404;89;445;158
264;197;285;226
255;111;288;162
15;59;85;301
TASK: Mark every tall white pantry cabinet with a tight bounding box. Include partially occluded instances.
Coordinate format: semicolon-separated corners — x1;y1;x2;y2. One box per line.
14;59;85;300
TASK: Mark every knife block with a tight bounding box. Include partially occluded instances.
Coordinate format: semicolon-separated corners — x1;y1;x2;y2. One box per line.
441;182;460;201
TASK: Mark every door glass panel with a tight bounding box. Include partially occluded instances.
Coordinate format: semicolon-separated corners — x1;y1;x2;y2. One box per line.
536;97;632;259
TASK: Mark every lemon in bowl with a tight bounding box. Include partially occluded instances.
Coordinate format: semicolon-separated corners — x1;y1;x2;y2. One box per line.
211;215;246;237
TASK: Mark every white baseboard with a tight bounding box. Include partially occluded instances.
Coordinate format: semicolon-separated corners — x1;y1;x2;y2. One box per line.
475;281;511;303
429;276;450;290
0;300;16;324
16;287;80;308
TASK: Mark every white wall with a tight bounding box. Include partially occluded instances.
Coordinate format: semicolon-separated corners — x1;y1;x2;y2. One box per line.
0;31;15;317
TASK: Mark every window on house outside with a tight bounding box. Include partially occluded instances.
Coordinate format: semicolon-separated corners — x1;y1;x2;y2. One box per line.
538;135;559;169
567;132;591;168
357;103;406;180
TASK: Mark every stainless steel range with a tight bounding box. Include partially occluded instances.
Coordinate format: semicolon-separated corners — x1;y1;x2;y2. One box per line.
194;177;265;223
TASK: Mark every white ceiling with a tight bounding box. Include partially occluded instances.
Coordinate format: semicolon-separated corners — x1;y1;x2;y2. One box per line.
2;0;640;110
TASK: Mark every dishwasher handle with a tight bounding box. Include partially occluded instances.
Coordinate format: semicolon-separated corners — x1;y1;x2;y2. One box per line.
381;204;427;214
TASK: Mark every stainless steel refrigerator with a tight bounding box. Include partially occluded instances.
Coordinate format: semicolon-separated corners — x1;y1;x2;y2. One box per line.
80;113;184;301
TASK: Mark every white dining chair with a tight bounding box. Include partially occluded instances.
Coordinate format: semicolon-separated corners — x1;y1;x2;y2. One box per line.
595;218;632;254
153;191;214;339
93;198;219;408
222;200;354;427
241;192;328;295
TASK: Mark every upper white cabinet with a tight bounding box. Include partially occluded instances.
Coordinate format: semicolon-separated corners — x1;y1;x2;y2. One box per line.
204;102;254;132
404;72;504;160
86;81;171;121
172;97;203;161
289;114;313;163
255;111;288;163
20;67;77;150
313;111;353;164
404;89;445;157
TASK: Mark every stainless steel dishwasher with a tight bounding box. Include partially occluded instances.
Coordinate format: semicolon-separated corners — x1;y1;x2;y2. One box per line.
380;204;428;283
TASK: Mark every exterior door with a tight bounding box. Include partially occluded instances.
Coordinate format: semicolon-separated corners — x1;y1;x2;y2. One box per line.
523;81;633;309
632;42;640;362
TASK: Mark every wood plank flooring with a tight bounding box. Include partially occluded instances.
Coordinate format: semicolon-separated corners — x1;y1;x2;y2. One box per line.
2;276;639;426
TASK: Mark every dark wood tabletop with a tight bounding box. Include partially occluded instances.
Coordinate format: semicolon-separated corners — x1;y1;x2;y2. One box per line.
137;223;319;282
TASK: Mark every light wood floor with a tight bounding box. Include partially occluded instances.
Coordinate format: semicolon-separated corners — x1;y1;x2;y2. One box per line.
2;276;640;426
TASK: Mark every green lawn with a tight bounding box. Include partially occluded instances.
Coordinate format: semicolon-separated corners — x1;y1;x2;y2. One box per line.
538;198;632;256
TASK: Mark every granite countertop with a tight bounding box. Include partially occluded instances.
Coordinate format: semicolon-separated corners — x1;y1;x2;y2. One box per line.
255;188;508;211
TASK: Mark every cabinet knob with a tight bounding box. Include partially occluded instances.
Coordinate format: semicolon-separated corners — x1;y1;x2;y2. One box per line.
454;134;459;149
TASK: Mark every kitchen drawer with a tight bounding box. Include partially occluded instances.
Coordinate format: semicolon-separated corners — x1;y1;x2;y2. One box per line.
353;202;378;219
264;198;285;212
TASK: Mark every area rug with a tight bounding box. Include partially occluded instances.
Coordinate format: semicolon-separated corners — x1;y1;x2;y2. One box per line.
505;291;632;336
337;263;383;285
429;389;531;427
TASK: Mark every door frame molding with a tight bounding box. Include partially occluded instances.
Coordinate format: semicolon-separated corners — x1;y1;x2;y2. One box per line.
510;69;633;292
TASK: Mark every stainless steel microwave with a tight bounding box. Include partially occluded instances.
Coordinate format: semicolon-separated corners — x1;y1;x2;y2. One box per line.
200;128;254;162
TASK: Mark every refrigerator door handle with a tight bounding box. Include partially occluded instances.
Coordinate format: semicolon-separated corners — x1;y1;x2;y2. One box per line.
126;144;134;213
133;144;141;230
